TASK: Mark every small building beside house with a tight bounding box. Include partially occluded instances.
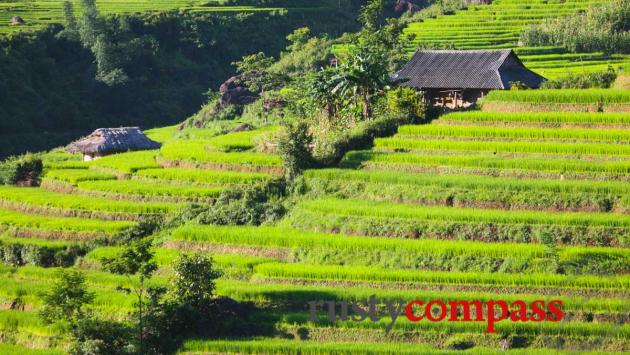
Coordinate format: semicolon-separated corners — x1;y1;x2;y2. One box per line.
392;49;546;108
67;127;161;161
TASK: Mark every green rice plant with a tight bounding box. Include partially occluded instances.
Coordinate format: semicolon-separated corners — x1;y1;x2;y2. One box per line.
301;313;630;338
483;89;630;104
0;344;64;355
206;126;277;152
160;139;282;166
180;339;464;355
76;179;224;199
298;198;630;228
0;186;182;215
219;280;628;314
396;125;630;142
43;169;116;184
89;150;160;174
179;338;601;355
0;208;134;234
374;138;630;156
84;246;273;271
144;125;179;143
438;112;630;126
171;225;549;260
254;263;630;290
170;225;629;274
0;310;58;337
135;168;271;185
305;169;630;195
341;151;630;175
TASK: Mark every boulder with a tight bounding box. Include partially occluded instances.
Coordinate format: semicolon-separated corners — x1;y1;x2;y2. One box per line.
217;75;259;109
10;16;26;26
395;0;421;13
230;123;254;133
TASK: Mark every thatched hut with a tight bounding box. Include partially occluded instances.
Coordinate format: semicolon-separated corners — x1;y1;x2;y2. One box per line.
67;127;161;161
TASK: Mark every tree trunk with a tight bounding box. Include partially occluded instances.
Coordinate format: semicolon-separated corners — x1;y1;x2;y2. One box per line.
361;89;371;120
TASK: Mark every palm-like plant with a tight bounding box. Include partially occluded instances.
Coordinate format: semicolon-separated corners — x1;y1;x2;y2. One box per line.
331;46;391;120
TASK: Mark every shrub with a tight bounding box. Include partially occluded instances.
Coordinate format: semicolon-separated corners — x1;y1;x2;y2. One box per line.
541;66;618;89
277;120;315;180
314;116;401;166
198;182;286;226
0;153;43;186
0;240;87;267
386;87;426;123
519;0;630;54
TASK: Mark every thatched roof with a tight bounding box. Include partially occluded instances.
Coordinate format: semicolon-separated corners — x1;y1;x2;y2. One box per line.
393;49;545;90
67;127;161;155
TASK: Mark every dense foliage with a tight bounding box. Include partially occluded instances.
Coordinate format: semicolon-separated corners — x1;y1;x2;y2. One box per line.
520;0;630;54
0;2;364;158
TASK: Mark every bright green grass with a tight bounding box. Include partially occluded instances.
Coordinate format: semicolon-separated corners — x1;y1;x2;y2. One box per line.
0;235;76;248
144;125;180;143
206;126;277;152
160;139;282;166
76;179;224;199
84;246;273;271
298;198;630;228
305;169;630;195
0;208;134;234
89;150;160;174
179;338;609;355
396;125;630;142
0;344;64;355
254;263;630;290
439;111;630;125
483;89;630;104
0;0;288;35
171;225;620;261
135;168;271;185
220;279;628;314
44;169;116;184
374;137;630;156
0;186;182;214
342;151;630;175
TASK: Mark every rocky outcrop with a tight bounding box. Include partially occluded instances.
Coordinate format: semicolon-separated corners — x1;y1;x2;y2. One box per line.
217;75;260;109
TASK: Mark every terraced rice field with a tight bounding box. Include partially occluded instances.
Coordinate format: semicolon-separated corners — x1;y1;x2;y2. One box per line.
0;0;310;35
1;92;630;353
400;0;630;79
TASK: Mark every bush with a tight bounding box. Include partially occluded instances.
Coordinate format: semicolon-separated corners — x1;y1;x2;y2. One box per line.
541;66;618;89
0;241;87;267
314;115;402;166
386;87;426;123
520;0;630;54
277;120;315;180
0;153;43;186
198;182;286;226
70;317;134;355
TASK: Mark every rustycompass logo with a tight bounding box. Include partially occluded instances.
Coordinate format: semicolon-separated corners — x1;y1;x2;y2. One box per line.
309;296;564;334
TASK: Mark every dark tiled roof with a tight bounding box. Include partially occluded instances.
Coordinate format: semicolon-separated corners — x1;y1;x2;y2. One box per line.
393;49;545;90
67;127;161;155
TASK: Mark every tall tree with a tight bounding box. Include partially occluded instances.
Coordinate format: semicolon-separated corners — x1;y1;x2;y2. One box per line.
59;1;79;41
79;0;100;48
172;252;222;311
40;270;94;324
102;238;157;353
